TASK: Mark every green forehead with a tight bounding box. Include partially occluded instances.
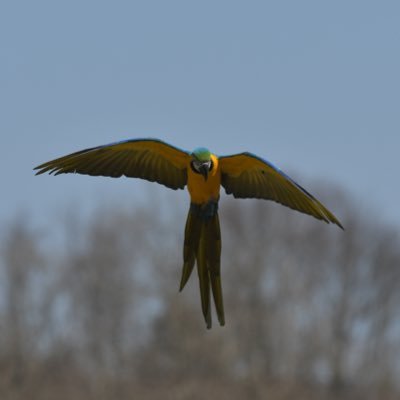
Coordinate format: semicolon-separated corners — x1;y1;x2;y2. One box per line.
192;147;211;162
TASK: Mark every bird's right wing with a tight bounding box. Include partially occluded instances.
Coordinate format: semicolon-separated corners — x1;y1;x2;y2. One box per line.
34;138;191;190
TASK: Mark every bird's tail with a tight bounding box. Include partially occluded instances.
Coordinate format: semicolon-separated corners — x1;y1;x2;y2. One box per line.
179;203;225;329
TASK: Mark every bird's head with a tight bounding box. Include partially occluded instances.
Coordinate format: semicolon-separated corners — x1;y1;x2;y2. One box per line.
191;147;212;181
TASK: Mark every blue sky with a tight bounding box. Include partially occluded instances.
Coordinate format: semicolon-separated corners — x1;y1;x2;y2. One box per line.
1;1;399;227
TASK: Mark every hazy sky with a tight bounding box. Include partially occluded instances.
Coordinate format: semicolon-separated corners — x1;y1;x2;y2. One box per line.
2;1;399;227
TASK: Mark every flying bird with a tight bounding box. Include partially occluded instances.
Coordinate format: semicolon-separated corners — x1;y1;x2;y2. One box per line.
34;138;343;328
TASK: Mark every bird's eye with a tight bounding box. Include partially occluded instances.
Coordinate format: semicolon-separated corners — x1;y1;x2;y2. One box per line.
193;161;203;171
193;160;211;171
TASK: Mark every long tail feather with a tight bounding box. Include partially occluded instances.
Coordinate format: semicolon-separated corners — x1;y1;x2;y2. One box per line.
180;203;225;329
180;209;202;291
205;213;225;326
197;230;212;328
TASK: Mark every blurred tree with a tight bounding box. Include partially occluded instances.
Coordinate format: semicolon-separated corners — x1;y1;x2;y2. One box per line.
0;220;43;395
0;187;399;400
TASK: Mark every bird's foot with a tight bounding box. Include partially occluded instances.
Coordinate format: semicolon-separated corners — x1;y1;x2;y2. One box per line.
190;200;219;220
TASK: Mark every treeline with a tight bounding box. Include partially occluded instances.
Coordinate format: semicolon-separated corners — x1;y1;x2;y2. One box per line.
0;188;399;400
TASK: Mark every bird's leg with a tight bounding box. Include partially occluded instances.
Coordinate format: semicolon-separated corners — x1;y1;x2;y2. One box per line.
190;199;219;220
202;200;218;219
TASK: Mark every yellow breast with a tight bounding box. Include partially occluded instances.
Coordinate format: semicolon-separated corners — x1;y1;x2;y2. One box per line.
187;154;221;204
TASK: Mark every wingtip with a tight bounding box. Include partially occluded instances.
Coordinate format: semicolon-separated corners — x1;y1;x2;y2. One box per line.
337;221;345;231
328;214;344;230
34;168;44;176
33;163;53;176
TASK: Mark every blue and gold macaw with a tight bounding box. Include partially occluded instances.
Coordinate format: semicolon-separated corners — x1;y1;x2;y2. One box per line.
34;138;343;328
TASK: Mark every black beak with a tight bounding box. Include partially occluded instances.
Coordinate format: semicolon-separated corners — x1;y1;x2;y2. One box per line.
199;164;209;181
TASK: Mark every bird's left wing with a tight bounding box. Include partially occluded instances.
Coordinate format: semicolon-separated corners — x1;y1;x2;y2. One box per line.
219;152;343;228
34;138;191;190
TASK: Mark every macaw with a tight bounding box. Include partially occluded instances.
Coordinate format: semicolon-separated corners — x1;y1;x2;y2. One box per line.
34;138;343;328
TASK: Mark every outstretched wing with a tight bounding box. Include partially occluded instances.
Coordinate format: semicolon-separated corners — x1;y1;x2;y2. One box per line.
34;138;190;190
219;152;343;228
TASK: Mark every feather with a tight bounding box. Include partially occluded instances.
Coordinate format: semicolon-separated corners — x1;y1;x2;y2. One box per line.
196;230;212;329
220;152;343;229
180;209;202;291
34;138;190;190
180;204;225;328
204;213;224;326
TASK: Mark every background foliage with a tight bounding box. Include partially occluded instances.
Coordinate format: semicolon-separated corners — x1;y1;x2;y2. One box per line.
0;187;399;400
